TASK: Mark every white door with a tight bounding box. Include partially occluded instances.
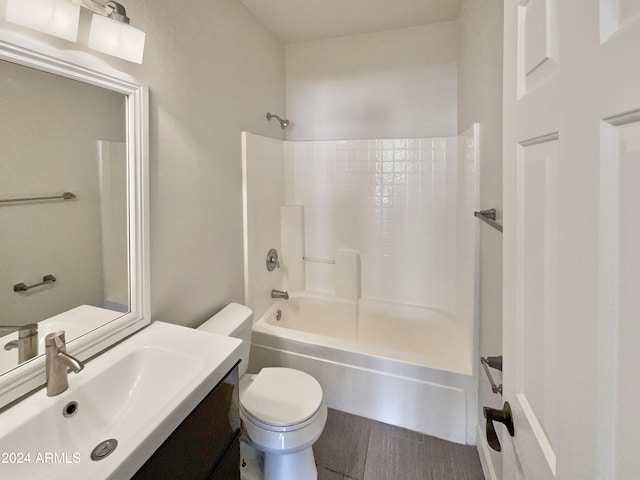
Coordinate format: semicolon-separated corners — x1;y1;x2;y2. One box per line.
502;1;640;478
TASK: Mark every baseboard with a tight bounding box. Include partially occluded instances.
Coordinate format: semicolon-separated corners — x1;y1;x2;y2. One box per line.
476;423;499;480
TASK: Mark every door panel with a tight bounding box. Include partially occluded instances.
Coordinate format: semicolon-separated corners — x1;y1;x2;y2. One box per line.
504;1;558;478
519;0;558;95
504;0;640;478
599;114;640;480
518;137;558;455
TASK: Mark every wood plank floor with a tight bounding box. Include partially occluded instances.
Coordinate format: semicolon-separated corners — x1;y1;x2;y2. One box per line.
313;409;484;480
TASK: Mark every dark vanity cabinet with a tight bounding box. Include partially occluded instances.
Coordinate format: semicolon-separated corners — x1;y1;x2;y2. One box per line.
133;364;241;480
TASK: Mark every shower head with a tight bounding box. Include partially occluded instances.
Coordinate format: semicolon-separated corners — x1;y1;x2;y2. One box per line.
267;112;290;130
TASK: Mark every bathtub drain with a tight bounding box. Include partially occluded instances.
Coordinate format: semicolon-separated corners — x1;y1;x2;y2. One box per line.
276;309;282;321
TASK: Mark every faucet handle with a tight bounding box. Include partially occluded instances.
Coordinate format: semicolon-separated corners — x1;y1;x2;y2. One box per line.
18;324;38;339
266;248;281;271
45;331;66;349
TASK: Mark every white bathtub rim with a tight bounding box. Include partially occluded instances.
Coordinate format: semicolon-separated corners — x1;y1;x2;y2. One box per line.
252;326;472;379
279;291;457;319
254;300;472;376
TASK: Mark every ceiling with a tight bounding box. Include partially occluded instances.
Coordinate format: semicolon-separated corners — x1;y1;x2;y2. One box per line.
238;0;463;44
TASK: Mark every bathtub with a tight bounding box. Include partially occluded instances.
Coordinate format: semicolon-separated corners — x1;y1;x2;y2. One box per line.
248;293;478;445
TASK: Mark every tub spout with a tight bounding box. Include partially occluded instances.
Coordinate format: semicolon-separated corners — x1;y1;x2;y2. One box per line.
271;289;289;300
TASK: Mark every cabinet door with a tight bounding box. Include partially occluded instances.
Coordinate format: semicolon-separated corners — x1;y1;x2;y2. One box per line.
208;438;240;480
133;366;240;480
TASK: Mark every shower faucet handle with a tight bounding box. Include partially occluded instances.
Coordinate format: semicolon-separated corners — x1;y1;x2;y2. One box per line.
266;248;280;271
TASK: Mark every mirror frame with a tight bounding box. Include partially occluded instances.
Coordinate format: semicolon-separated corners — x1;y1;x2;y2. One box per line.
0;36;150;408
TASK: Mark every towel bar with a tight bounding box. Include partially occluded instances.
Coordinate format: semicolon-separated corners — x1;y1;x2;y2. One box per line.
474;209;503;233
0;192;76;204
14;274;57;292
481;355;503;396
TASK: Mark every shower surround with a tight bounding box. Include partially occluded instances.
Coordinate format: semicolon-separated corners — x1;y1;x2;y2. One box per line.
242;127;478;443
283;137;457;310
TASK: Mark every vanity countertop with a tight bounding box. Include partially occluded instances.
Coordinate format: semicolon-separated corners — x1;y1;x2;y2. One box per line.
0;321;242;480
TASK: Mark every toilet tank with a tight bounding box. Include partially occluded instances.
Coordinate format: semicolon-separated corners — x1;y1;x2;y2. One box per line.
197;303;253;376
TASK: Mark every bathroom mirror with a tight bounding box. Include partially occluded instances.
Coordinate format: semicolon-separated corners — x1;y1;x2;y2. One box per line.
0;37;149;407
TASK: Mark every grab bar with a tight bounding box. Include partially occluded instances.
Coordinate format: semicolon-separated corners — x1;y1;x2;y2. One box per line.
474;209;503;233
14;274;57;292
481;355;503;396
0;192;76;205
303;256;336;265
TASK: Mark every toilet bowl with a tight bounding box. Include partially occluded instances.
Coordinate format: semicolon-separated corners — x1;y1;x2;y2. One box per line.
198;303;327;480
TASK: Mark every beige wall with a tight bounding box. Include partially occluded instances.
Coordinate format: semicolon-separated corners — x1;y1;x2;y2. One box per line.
285;22;458;141
133;1;286;326
0;0;286;327
457;0;504;475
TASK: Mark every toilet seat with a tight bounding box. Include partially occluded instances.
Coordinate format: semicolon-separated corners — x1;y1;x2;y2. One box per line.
240;367;323;431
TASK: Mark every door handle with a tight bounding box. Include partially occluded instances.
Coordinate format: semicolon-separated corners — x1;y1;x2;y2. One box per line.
483;401;515;452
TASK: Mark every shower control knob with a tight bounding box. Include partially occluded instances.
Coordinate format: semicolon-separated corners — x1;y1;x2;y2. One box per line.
266;248;280;271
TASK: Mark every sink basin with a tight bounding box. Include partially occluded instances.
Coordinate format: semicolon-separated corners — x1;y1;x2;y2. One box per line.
0;321;242;479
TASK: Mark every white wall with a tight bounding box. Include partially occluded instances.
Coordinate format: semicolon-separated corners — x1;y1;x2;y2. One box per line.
241;132;284;321
285;22;458;141
0;0;287;327
0;59;125;325
457;0;504;477
456;125;480;359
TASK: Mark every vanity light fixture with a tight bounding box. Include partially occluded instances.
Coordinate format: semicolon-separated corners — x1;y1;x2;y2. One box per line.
5;0;80;42
86;1;145;64
4;0;145;64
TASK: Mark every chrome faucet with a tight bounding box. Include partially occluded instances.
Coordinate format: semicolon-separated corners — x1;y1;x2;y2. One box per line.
271;289;289;300
1;324;38;363
45;331;84;396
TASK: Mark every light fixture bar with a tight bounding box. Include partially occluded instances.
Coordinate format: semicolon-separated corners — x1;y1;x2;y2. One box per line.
69;0;112;16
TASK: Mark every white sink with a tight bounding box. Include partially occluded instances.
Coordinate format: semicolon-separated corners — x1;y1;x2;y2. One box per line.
0;321;242;479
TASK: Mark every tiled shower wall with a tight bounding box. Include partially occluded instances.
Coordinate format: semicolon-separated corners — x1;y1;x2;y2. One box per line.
284;137;459;310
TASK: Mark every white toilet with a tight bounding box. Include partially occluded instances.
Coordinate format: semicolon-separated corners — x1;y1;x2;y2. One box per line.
198;303;327;480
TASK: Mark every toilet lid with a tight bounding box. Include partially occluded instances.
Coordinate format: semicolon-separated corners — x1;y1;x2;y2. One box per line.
241;367;323;427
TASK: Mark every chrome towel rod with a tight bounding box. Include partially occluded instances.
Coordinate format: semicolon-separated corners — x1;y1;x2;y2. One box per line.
0;192;76;204
14;274;57;292
474;209;503;233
